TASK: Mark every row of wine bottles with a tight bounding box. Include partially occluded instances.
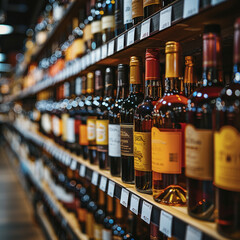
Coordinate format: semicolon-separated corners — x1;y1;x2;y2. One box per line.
23;19;240;239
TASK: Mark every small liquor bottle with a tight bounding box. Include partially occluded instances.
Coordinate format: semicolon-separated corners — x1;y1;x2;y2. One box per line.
124;0;133;30
184;56;197;97
102;0;115;43
86;201;98;240
132;0;143;25
115;0;124;36
102;195;114;239
152;41;188;206
121;56;144;183
214;18;240;239
143;0;160;18
96;67;115;170
109;64;129;176
186;24;223;220
134;49;161;194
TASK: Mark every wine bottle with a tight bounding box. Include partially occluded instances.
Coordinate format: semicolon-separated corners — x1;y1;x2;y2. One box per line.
132;0;143;25
124;0;133;30
115;0;124;36
121;56;144;183
84;0;94;53
214;18;240;239
143;0;160;18
109;64;129;176
86;201;98;240
134;48;161;194
186;24;223;220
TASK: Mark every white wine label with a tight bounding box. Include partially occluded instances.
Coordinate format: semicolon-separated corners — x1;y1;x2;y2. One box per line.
124;0;132;25
185;125;213;180
141;201;152;224
183;0;200;19
120;188;129;208
108;124;121;157
159;6;172;31
101;15;115;30
91;20;102;34
67;118;75;143
130;194;140;215
41;113;51;134
87;118;96;141
52;116;60;136
159;211;173;238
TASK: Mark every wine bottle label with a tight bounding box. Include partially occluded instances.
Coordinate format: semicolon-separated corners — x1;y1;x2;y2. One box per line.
77;208;87;222
64;82;70;97
72;39;84;57
96;120;109;145
132;0;143;18
86;213;94;238
143;0;160;8
134;131;151;171
101;16;115;30
124;0;132;25
109;124;121;157
94;224;102;240
79;124;88;146
67;117;75;143
121;124;134;156
74;119;81;135
83;24;93;41
87;117;97;141
102;229;112;240
41;113;51;134
91;20;102;34
185;124;213;180
52;116;60;136
152;127;182;174
214;126;240;192
75;77;82;96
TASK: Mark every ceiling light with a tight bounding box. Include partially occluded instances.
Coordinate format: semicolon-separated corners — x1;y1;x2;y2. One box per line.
0;53;6;62
0;24;14;35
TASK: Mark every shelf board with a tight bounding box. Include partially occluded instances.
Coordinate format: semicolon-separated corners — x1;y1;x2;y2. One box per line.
4;0;240;104
11;123;229;240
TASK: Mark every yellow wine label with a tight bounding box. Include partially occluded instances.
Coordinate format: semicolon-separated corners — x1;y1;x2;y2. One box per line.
132;0;143;18
87;117;97;141
96;120;109;145
185;124;213;180
134;132;151;171
152;127;182;174
61;113;69;141
79;124;88;146
143;0;160;8
214;126;240;192
83;24;93;41
101;16;115;30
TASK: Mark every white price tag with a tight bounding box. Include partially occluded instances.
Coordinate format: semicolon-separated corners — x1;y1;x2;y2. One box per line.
130;194;140;215
140;19;151;40
66;156;71;166
70;160;77;170
183;0;200;19
99;176;107;192
159;211;173;237
79;164;86;177
108;40;115;56
117;35;124;51
211;0;225;5
101;44;108;59
96;48;101;62
91;51;96;65
127;28;135;46
185;226;202;240
87;54;91;67
159;6;172;31
120;188;129;208
141;201;152;224
91;171;99;186
107;180;115;197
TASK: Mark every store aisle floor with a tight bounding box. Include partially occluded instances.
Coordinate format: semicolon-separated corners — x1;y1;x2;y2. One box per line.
0;143;45;240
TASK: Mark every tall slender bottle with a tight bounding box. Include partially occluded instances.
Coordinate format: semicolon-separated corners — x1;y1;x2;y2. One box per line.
134;49;161;194
132;0;143;25
143;0;160;18
214;18;240;239
96;67;115;169
84;0;94;53
186;24;223;220
124;0;133;30
152;41;188;205
115;0;124;36
121;56;144;183
109;64;129;176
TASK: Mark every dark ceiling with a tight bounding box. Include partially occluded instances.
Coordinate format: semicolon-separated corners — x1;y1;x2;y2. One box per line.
0;0;46;62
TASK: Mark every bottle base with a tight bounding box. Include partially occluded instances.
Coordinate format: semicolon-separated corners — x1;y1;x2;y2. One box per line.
136;188;152;195
188;204;215;222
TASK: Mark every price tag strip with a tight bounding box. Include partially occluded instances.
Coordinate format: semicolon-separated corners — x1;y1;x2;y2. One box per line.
108;40;115;56
183;0;200;19
107;180;115;197
91;171;99;186
159;6;172;31
185;225;202;240
99;176;107;192
130;194;140;215
117;35;124;51
127;28;135;46
140;19;151;40
141;201;152;224
120;188;129;208
79;164;86;177
159;210;173;238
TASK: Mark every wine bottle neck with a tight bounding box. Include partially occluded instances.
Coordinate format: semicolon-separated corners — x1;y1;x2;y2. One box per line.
202;66;219;87
145;80;160;99
164;77;179;93
116;84;128;99
129;84;142;94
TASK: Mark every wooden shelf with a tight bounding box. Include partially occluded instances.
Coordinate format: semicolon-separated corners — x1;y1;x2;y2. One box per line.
4;0;240;104
11;123;229;240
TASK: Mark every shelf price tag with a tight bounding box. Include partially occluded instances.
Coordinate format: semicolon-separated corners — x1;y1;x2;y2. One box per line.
107;180;115;197
159;210;173;238
70;160;77;170
185;226;202;240
117;35;124;51
91;51;96;65
127;28;135;46
211;0;225;5
130;194;140;215
91;171;99;186
183;0;200;19
79;164;86;177
99;176;107;192
65;156;71;166
140;19;151;40
108;40;115;56
101;44;107;59
141;201;152;224
87;54;91;67
96;48;101;62
159;6;172;31
120;188;129;208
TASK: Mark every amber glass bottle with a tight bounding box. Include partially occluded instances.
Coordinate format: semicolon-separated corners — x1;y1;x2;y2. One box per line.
121;56;144;183
134;49;161;194
186;24;223;220
143;0;160;18
152;41;188;206
132;0;143;25
214;18;240;239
